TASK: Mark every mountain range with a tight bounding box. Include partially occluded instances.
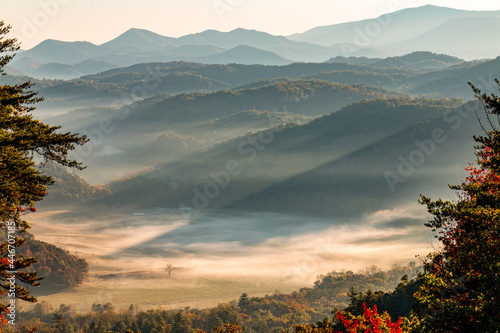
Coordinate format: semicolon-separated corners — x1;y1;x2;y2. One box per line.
12;53;497;114
89;97;479;216
29;50;498;188
1;56;490;221
8;5;500;79
2;4;499;217
288;5;500;48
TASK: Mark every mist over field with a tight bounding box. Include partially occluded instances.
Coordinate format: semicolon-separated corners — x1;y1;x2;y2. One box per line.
2;3;500;331
27;203;434;312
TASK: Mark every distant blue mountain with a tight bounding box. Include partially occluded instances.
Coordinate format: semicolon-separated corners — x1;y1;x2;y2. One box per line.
198;45;292;65
18;39;106;64
101;28;183;51
10;5;500;79
288;5;500;48
385;17;500;59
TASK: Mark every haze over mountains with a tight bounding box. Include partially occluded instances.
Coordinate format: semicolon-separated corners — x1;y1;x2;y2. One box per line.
5;53;496;116
2;3;499;220
288;6;500;50
17;52;494;218
7;5;500;79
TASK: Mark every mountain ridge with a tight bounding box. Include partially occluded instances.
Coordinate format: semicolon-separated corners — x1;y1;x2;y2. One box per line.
12;5;500;79
288;5;500;47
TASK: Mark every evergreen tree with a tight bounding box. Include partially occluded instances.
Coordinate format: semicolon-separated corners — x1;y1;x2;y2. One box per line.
343;277;420;322
172;312;194;333
414;80;500;332
0;21;87;312
52;312;74;333
237;293;250;308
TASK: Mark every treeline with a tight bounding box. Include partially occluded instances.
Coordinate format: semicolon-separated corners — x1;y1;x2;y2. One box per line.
6;263;419;332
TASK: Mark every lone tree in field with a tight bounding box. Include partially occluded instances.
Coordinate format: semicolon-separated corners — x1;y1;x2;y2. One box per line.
414;80;500;332
0;21;87;313
165;264;175;278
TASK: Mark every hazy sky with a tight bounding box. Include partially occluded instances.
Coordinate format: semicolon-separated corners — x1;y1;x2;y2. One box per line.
2;0;500;49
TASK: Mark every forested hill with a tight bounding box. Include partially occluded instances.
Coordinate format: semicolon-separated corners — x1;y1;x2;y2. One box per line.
50;78;400;145
102;97;474;216
122;80;399;129
3;53;500;112
24;53;500;214
326;51;464;70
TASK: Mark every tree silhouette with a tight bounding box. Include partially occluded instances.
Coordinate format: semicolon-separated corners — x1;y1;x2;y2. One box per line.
0;21;87;313
165;264;175;278
237;293;250;308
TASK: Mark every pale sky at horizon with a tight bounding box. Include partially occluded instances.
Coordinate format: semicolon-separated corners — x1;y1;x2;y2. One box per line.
2;0;500;49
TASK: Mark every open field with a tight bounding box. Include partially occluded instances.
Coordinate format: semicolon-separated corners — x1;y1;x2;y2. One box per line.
25;204;434;311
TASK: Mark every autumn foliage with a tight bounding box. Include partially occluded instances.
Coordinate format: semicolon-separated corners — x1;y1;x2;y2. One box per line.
334;303;403;333
290;303;403;333
414;81;500;332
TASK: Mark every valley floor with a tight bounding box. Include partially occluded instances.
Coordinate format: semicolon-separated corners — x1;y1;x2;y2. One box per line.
26;204;433;311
